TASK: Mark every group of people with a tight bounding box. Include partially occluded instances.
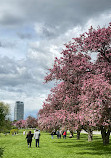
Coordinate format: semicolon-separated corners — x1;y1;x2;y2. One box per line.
26;129;72;148
51;130;67;139
26;129;40;148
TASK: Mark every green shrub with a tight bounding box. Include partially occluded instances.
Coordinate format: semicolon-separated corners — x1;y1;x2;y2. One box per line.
10;129;18;135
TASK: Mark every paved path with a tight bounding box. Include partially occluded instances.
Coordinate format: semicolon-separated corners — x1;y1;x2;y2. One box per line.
81;130;101;135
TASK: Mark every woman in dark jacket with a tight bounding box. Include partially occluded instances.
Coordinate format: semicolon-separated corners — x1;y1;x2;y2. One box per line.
26;131;33;147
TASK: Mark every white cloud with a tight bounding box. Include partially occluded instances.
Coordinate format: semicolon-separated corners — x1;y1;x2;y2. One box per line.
0;0;111;120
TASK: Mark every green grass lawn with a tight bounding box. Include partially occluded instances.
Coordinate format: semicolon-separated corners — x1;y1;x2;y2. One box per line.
0;131;111;158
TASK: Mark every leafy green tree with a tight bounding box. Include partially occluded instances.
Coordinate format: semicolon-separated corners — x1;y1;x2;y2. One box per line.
0;102;11;133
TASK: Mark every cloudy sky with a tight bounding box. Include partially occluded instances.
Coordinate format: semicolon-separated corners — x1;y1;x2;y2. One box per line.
0;0;111;120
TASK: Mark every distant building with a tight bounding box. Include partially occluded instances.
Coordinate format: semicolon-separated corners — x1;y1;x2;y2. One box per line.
14;101;24;121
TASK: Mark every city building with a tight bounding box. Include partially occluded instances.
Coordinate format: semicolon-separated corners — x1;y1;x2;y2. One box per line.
14;101;24;121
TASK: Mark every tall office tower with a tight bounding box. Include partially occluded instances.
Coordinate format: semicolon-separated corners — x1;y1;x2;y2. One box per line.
14;101;24;121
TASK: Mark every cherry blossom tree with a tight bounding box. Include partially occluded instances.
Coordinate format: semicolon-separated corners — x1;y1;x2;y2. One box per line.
73;23;111;144
38;22;111;145
14;120;27;129
38;82;77;131
26;116;38;128
79;74;111;144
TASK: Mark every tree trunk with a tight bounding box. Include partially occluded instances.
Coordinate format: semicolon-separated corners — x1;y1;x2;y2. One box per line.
82;125;93;142
101;126;110;145
77;130;81;139
88;129;93;142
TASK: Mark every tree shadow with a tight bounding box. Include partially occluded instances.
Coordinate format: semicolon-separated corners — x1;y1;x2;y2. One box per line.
75;142;111;156
59;142;111;156
52;141;73;144
0;148;4;158
54;134;111;156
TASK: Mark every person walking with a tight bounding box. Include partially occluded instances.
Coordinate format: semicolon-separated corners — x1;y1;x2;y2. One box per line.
51;131;54;139
23;130;26;135
56;130;60;139
63;131;66;139
59;130;62;139
26;131;33;148
34;129;40;147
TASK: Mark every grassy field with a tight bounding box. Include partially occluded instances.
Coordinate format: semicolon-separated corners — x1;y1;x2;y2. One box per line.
0;130;111;158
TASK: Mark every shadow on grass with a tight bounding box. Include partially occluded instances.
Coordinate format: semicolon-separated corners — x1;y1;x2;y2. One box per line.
75;143;111;156
0;148;4;158
53;141;73;144
52;134;111;156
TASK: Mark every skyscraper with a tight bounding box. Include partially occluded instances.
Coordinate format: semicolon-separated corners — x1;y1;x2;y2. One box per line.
14;101;24;121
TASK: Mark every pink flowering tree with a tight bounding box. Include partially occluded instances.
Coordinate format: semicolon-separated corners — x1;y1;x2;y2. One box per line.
74;23;111;144
79;74;111;144
14;120;27;129
38;79;88;137
38;82;78;132
38;22;111;145
26;116;38;128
